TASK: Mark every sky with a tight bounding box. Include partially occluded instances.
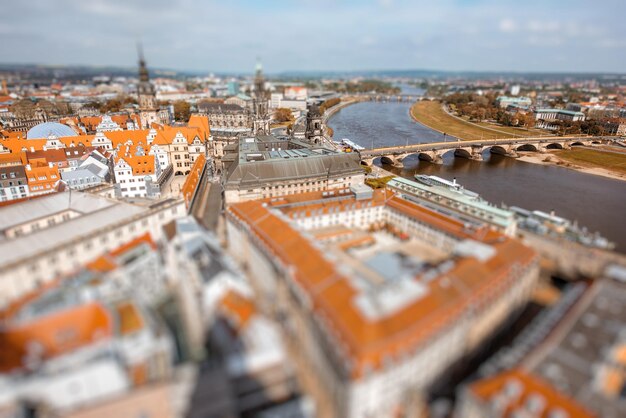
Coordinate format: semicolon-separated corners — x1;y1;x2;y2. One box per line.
1;0;624;74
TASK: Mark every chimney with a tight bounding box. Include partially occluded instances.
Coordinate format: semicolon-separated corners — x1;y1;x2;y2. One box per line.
452;177;457;186
26;164;31;171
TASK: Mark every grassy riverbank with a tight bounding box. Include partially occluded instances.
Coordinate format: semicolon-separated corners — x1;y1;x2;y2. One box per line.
518;148;626;181
410;100;542;140
555;148;626;175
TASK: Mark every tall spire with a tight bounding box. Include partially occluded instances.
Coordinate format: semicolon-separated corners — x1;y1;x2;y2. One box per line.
252;57;269;135
254;57;265;98
137;42;149;83
255;56;263;76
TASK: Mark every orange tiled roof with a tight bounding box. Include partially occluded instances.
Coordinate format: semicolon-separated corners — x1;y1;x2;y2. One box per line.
25;164;60;190
83;233;156;274
227;189;536;378
469;368;594;417
26;148;68;165
1;233;156;321
188;115;211;139
86;255;118;273
111;232;156;256
115;301;144;335
219;290;256;329
0;153;22;165
181;154;205;207
116;146;156;175
0;302;114;373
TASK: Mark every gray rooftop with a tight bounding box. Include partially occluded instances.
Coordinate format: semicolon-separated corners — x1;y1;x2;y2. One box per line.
223;136;363;189
0;192;118;232
525;279;626;417
0;192;145;267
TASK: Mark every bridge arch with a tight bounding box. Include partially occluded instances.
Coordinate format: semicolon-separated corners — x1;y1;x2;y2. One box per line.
454;148;473;159
546;142;564;149
489;145;508;155
516;144;539;152
380;156;396;165
570;141;586;146
417;152;435;162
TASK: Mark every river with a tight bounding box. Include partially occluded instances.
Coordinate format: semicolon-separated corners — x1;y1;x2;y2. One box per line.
329;100;626;253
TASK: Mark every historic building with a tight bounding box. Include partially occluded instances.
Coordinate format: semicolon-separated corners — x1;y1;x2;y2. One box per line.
252;60;270;135
196;102;252;157
221;135;365;204
136;47;171;128
61;149;111;190
226;188;539;417
113;144;164;199
0;192;186;306
387;176;517;236
137;48;158;129
305;103;324;144
1;115;209;187
197;102;253;131
0;164;29;202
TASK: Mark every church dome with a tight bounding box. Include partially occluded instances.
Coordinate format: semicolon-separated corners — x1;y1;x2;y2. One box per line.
27;122;78;139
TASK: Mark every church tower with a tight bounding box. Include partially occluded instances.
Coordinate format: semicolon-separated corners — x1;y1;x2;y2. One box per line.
305;104;324;144
252;59;270;135
137;44;158;129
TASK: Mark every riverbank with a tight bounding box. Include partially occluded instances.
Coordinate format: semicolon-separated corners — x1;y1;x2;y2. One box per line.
517;150;626;182
322;97;367;123
328;99;626;252
410;100;545;140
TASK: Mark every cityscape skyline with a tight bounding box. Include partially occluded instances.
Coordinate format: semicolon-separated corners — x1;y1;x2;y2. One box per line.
1;2;625;417
1;0;625;74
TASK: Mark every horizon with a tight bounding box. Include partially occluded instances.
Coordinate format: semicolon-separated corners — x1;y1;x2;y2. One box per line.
2;62;626;78
1;0;624;74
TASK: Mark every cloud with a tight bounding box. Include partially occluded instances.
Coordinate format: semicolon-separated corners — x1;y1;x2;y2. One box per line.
499;18;517;33
0;0;623;73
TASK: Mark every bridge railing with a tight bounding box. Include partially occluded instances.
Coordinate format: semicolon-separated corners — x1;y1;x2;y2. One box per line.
360;135;613;156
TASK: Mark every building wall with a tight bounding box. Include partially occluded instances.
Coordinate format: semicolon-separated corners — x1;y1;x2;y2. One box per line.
347;319;467;418
226;201;539;418
62;169;106;190
0;200;185;307
224;173;365;205
3;209;81;239
466;260;538;350
2;358;130;412
65;384;174;418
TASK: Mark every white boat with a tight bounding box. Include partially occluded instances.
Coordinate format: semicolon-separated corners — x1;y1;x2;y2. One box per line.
340;138;365;151
414;175;481;199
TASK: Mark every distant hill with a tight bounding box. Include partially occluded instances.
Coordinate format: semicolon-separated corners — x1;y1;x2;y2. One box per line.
0;63;624;83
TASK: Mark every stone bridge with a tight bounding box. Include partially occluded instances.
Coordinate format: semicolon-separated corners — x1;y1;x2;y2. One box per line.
355;94;421;103
359;136;615;167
